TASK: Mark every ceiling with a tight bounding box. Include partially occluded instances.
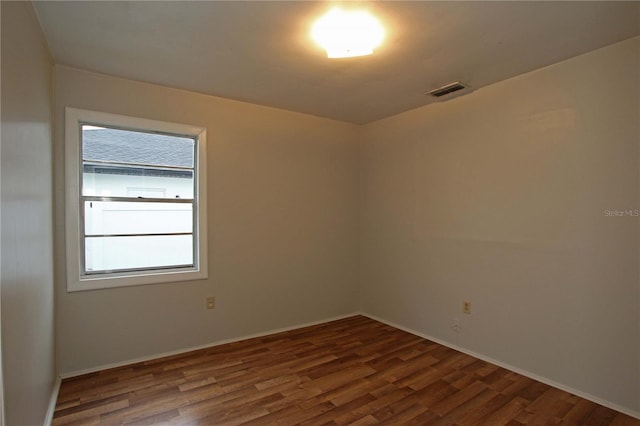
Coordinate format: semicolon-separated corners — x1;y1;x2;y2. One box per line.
33;1;640;124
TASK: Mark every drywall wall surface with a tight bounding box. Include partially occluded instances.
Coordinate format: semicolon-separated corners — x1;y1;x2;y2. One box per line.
360;36;640;413
1;2;56;424
54;66;360;374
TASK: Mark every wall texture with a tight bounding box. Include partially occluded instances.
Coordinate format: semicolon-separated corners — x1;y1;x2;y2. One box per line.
360;36;640;414
1;2;56;424
54;66;361;374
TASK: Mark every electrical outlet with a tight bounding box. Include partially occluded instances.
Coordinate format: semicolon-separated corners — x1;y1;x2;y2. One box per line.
452;318;461;333
206;296;215;310
463;301;471;314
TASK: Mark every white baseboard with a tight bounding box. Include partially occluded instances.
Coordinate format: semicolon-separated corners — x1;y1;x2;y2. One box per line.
361;312;640;420
44;376;61;426
59;312;360;379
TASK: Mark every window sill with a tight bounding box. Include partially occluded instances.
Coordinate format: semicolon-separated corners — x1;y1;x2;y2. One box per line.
67;267;207;292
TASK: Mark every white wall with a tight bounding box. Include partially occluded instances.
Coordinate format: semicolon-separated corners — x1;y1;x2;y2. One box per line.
1;2;56;425
54;66;361;374
50;28;639;416
360;36;640;414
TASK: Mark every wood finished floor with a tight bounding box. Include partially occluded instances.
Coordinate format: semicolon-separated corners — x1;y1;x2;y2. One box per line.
53;316;639;425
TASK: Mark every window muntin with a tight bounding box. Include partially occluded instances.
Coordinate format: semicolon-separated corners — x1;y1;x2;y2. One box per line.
65;108;207;291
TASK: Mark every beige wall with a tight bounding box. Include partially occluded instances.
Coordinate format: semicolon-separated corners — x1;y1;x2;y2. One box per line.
1;2;56;425
48;30;639;416
360;36;640;413
54;66;361;374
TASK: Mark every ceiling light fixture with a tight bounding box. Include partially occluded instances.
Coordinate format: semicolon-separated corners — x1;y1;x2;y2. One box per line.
311;7;385;59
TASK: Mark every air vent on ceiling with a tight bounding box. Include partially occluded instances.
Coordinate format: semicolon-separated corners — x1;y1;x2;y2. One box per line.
427;82;468;98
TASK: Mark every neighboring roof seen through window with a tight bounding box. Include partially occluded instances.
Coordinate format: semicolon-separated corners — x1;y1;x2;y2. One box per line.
82;126;195;168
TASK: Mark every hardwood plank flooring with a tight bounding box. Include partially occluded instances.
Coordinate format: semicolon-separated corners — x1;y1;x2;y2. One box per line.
53;316;639;425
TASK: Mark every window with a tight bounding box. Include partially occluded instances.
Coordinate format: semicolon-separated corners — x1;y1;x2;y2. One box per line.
65;108;207;291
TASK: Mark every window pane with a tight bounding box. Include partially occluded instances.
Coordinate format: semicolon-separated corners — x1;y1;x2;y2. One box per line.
83;164;194;199
84;201;192;235
85;235;193;273
82;125;195;168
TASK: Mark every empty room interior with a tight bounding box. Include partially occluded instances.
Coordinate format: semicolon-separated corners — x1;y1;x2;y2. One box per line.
2;1;640;425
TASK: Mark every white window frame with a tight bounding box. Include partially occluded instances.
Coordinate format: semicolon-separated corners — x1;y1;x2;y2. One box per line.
65;107;208;292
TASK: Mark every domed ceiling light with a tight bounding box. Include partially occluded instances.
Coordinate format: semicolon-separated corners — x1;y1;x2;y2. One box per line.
311;7;385;58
